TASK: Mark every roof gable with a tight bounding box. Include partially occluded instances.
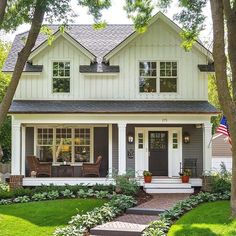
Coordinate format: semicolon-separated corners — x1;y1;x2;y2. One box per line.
28;30;96;62
104;12;213;62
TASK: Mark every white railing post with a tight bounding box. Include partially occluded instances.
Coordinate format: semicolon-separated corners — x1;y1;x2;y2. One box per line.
118;122;127;175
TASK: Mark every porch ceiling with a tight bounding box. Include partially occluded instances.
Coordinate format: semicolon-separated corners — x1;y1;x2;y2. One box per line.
9;100;218;114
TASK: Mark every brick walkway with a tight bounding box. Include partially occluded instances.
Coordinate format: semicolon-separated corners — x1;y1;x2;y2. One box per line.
90;193;189;236
138;193;190;210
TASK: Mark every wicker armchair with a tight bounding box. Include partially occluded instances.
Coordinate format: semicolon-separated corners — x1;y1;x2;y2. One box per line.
27;156;51;177
81;156;102;177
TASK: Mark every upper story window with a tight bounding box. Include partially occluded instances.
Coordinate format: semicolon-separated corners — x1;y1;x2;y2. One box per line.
52;62;70;93
139;61;177;93
160;62;177;92
139;62;157;93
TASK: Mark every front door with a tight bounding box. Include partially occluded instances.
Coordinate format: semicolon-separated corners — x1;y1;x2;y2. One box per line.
149;131;168;176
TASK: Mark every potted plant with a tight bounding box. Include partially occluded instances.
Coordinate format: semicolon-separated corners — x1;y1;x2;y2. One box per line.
179;169;191;183
143;170;152;183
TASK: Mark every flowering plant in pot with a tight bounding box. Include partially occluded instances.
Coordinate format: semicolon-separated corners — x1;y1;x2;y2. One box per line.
179;169;191;183
143;170;152;183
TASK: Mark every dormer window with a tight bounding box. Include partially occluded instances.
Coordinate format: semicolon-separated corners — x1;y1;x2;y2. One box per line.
139;61;177;93
52;61;70;93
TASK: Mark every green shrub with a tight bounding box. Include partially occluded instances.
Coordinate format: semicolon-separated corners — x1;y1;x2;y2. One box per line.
113;170;139;196
211;162;231;193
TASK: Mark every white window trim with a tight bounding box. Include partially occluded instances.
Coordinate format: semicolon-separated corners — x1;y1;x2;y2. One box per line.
51;60;72;94
35;125;94;165
138;60;179;94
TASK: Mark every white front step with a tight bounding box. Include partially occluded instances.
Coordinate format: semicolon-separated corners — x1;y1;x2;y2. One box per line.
144;183;191;189
145;188;194;194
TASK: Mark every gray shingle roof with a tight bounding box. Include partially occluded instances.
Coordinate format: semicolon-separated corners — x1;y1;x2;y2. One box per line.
3;25;134;72
9;100;218;114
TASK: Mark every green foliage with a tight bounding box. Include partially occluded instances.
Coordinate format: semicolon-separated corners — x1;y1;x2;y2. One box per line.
143;191;230;235
211;162;232;193
124;0;154;33
113;170;140;196
54;194;136;236
143;170;152;176
0;184;115;201
78;0;111;24
0;41;11;163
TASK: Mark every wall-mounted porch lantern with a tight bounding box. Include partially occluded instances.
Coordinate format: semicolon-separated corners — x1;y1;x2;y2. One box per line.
183;132;190;144
127;133;134;144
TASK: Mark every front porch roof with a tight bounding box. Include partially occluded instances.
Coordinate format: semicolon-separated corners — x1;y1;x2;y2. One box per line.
9;100;218;114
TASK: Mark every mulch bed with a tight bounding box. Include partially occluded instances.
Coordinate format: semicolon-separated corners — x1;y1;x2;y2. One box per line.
136;188;153;206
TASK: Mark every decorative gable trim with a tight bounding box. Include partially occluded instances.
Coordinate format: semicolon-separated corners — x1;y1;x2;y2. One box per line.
28;30;96;62
104;12;213;62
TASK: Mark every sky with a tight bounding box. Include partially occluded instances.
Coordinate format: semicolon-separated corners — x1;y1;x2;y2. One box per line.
0;0;213;49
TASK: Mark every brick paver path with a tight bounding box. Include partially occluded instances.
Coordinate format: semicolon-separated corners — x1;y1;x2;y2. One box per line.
90;193;190;235
138;193;190;210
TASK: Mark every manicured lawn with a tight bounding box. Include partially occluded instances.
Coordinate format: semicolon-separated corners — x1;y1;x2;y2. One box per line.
168;201;236;236
0;198;107;236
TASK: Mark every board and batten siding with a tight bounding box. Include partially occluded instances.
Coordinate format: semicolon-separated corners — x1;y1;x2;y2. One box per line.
14;19;209;101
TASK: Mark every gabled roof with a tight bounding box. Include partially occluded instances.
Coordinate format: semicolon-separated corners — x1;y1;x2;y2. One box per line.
104;12;213;62
3;24;134;72
3;12;213;72
28;30;96;61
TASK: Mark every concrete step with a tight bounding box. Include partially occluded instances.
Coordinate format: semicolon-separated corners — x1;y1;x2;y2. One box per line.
144;183;192;189
126;207;165;215
144;188;194;194
90;223;146;236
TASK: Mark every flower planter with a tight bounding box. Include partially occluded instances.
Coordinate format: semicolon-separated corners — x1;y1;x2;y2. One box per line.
144;176;152;183
181;176;190;183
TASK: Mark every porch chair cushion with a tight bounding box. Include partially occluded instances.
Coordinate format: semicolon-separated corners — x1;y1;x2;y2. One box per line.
81;155;102;177
27;156;51;177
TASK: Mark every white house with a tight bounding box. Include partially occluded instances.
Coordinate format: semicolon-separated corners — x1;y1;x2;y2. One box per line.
3;12;218;193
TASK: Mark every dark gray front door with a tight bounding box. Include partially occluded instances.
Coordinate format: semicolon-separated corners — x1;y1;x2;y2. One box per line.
149;131;168;176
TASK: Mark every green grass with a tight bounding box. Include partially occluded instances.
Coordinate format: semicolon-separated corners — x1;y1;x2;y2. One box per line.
168;201;236;236
0;198;107;236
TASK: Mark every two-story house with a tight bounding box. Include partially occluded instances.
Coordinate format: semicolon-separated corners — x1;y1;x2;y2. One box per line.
3;12;217;193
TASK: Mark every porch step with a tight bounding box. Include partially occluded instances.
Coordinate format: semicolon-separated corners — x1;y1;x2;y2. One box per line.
144;188;194;194
144;182;194;194
144;183;192;189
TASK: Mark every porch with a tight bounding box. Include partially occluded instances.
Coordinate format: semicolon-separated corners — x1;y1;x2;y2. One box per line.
11;113;213;187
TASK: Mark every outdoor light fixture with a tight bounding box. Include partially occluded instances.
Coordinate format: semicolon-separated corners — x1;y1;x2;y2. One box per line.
127;133;134;144
183;132;190;144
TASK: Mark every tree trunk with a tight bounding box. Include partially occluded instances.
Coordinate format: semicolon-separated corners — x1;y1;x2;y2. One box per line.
210;0;236;217
0;0;46;127
0;0;7;25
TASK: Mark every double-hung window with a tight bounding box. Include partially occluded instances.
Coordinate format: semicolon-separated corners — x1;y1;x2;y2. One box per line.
139;61;177;93
139;62;157;93
52;61;70;93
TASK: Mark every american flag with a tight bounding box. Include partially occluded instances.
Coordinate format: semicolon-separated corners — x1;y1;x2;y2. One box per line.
216;116;232;145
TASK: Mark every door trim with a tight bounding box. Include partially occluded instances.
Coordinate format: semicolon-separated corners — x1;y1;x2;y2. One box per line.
135;127;182;177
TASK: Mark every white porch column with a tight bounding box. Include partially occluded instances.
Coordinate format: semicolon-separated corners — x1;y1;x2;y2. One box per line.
21;125;26;176
203;122;212;172
108;124;113;175
11;123;21;175
118;122;127;175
